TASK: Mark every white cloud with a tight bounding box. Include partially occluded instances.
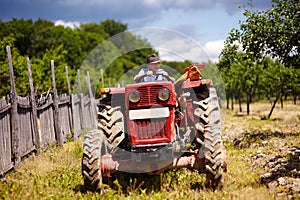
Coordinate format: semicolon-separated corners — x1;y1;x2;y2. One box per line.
155;38;208;62
156;39;225;63
54;20;80;29
203;40;224;63
144;0;160;6
130;28;208;62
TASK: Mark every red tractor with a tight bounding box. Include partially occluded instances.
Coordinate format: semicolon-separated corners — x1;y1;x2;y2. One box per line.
81;64;227;192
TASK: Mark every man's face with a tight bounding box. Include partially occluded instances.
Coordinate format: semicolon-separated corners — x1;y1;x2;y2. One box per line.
148;62;160;72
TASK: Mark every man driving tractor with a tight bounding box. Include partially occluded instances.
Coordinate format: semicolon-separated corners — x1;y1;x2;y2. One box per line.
134;54;175;83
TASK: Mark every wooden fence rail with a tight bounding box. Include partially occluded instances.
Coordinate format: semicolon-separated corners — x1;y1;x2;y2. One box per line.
0;46;98;176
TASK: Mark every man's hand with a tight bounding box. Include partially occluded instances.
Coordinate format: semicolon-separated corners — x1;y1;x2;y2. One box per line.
146;71;153;76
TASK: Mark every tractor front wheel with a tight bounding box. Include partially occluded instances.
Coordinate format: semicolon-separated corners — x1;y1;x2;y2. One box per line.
82;129;108;192
98;105;125;149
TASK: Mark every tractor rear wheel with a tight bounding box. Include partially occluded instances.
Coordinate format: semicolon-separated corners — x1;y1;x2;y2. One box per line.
194;87;226;190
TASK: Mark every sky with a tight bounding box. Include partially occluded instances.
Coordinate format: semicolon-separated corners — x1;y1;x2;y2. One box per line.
0;0;273;62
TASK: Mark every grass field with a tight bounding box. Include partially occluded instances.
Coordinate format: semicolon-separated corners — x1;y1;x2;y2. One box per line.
0;101;299;200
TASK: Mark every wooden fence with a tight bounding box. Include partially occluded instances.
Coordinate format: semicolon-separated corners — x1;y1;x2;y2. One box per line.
0;46;98;175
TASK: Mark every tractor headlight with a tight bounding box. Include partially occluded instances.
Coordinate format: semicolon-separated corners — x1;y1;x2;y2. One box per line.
128;90;141;103
158;88;170;101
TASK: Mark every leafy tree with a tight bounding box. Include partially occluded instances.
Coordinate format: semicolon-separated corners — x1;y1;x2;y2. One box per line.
0;18;161;98
218;41;262;114
219;0;299;118
0;18;35;56
77;22;108;59
30;25;83;68
218;42;242;110
100;20;127;37
30;44;69;95
162;60;191;76
260;58;297;118
0;35;18;96
0;35;32;96
239;0;299;67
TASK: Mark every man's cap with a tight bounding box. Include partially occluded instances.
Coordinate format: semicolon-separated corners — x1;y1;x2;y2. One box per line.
146;54;160;64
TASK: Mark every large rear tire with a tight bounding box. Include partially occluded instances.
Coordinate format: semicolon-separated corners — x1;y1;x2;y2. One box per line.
194;87;226;190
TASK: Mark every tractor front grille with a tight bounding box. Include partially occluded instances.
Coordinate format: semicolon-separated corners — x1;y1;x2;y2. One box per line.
134;118;167;139
129;111;175;146
136;85;162;106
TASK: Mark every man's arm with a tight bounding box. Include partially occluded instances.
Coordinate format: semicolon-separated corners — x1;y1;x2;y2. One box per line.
162;72;175;83
134;69;153;83
134;74;147;82
167;75;175;83
134;69;145;82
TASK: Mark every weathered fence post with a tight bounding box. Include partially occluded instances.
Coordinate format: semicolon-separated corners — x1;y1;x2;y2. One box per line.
86;71;97;128
86;71;93;100
77;69;82;93
6;46;20;166
51;60;63;147
70;69;82;139
77;69;86;129
65;66;74;133
65;66;71;96
27;58;41;154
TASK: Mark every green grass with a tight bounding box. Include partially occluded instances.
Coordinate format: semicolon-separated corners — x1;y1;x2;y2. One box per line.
1;101;299;199
0;139;273;200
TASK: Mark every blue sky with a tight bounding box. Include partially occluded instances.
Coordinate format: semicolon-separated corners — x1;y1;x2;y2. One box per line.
0;0;272;62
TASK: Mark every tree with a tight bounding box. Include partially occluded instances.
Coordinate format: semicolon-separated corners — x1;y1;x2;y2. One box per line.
30;24;83;68
0;18;160;97
218;41;262;115
0;35;19;96
240;0;299;67
30;44;69;95
100;19;127;37
218;42;239;110
219;0;299;118
0;18;35;56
